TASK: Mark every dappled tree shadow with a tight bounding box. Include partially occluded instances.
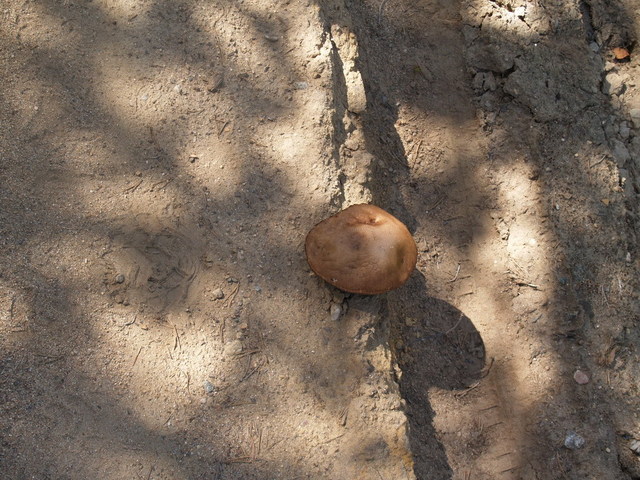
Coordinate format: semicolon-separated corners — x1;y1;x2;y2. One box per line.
0;0;330;478
1;0;638;478
317;0;638;477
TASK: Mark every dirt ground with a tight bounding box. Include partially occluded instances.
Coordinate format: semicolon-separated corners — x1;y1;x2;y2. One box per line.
2;0;640;478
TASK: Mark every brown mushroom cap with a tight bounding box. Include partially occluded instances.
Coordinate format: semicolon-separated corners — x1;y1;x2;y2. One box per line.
305;204;417;294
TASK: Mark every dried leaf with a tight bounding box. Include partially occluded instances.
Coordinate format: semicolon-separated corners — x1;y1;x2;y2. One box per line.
612;47;630;61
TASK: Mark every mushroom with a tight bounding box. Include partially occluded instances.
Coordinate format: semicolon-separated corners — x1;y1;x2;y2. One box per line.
305;204;417;294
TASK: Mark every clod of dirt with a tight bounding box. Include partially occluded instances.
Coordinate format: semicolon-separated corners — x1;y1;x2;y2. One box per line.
223;340;243;357
305;204;417;295
212;288;224;300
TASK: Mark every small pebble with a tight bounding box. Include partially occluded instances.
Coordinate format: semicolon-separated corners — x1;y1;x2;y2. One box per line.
294;81;308;90
564;431;585;449
574;369;590;385
203;381;215;394
619;122;630;140
212;288;224;300
330;303;342;321
115;273;125;284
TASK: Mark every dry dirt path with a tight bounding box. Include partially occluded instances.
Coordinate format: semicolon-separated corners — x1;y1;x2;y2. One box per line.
1;0;640;479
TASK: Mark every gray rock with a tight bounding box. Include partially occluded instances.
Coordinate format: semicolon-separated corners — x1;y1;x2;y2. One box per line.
630;108;640;129
602;72;625;96
564;432;585;449
610;138;631;167
603;117;619;141
480;91;500;111
484;71;497;91
473;72;485;91
619;122;630;140
203;380;215;394
630;138;640;169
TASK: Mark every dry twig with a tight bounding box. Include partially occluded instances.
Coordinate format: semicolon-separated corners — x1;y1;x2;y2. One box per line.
123;178;143;193
445;313;464;335
224;283;240;308
132;346;143;367
601;284;611;308
589;154;607;168
218;121;230;136
378;0;391;23
173;323;181;351
9;295;16;320
447;264;461;283
235;349;261;358
455;381;480;398
319;433;345;444
150;178;172;191
480;357;495;378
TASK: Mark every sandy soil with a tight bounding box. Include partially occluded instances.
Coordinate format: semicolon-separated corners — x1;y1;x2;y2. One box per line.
1;0;640;479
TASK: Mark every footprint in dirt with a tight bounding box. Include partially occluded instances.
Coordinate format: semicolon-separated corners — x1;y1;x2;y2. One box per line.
103;219;202;314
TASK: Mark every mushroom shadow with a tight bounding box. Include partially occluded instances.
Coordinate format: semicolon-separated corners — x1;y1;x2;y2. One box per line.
387;272;486;479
